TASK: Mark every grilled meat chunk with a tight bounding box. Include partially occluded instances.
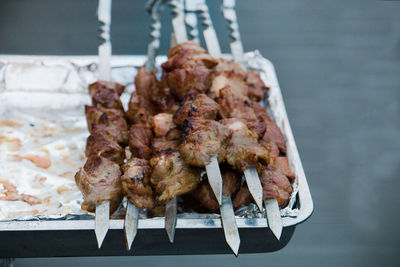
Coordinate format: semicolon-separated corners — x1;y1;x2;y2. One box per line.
244;71;267;101
85;131;124;165
252;101;286;153
150;150;201;204
222;119;269;172
214;58;246;77
273;157;296;180
90;87;124;110
129;124;153;160
217;87;265;138
209;71;248;99
232;185;252;210
173;93;219;126
121;158;155;210
162;41;218;100
125;92;156;126
180;118;229;166
89;80;125;97
151;113;176;137
85;105;129;145
135;66;178;113
151;138;180;154
75;155;123;214
260;167;292;207
193;167;241;211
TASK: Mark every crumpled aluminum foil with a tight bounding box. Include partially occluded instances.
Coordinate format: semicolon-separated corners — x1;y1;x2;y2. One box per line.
0;52;299;222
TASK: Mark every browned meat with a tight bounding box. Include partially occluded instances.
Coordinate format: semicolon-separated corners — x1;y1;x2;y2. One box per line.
222;119;269;172
125;92;156;126
244;71;267;101
252;101;286;153
217;87;265;138
135;67;179;113
151;113;176;137
89;80;125;97
173;93;219;126
85;131;125;165
75;155;123;214
260;167;292;207
274;157;296;180
150;149;201;204
134;67;158;101
193;166;242;211
214;58;246;77
162;41;218;100
85;106;129;145
129;124;153;160
232;185;252;210
91;87;124;110
121;158;155;210
261;141;280;165
180;118;229;166
151;138;180;154
209;71;248;99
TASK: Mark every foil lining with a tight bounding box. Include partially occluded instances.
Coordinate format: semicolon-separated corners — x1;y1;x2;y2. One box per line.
0;52;299;222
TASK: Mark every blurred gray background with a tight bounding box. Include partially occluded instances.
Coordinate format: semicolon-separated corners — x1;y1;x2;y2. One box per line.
1;0;400;266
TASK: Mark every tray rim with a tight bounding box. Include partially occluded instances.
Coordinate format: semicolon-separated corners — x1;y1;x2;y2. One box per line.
0;54;313;232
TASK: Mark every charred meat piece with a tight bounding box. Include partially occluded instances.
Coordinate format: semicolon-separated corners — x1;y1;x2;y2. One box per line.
173;93;219;127
125;92;156;126
150;149;201;204
232;185;252;210
129;124;153;160
209;71;248;100
180;118;229;166
193;166;241;211
89;80;125;97
134;66;158;102
244;71;267;101
252;101;286;153
151;138;180;154
261;141;280;165
151;113;176;137
214;58;246;77
135;67;179;113
121;158;155;210
75;155;123;214
222;119;269;172
217;88;265;138
85;106;129;145
162;41;218;100
85;131;125;165
260;167;292;207
273;157;296;180
91;87;124;110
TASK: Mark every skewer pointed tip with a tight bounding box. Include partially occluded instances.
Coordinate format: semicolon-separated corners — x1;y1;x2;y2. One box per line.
124;200;140;251
95;201;110;248
244;167;263;211
205;156;223;205
221;195;241;256
165;197;177;243
264;199;283;240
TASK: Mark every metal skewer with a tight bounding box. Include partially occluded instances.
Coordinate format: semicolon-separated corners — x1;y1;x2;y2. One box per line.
184;0;200;42
165;0;186;243
124;0;165;250
194;0;240;255
221;0;282;240
95;0;112;248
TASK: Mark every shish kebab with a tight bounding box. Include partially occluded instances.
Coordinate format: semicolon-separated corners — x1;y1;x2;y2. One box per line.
122;0;164;250
74;0;120;248
220;0;286;239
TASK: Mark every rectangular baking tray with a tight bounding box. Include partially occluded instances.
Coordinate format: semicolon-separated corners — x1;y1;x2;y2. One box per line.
0;54;313;257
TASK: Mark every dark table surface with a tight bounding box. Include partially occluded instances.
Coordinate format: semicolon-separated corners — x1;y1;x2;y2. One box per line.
1;0;399;266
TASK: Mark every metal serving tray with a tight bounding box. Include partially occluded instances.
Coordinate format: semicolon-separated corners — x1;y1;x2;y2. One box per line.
0;54;313;257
